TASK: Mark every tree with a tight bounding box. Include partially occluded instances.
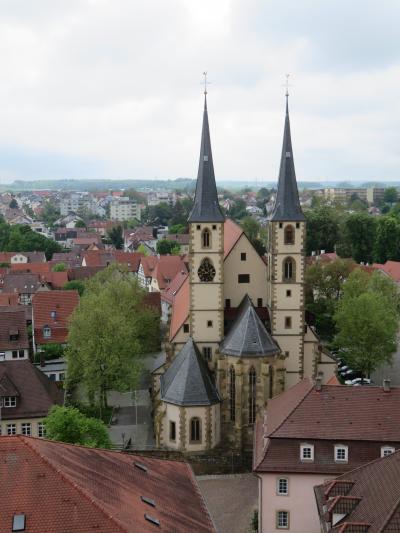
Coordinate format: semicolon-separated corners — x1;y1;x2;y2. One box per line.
137;243;150;256
75;219;86;228
9;198;18;209
257;187;270;199
45;406;111;448
334;270;399;378
169;223;187;234
241;216;259;243
41;200;60;227
341;213;376;263
66;265;159;409
38;343;65;361
107;225;124;249
156;239;180;255
304;206;340;255
64;280;85;296
52;262;68;272
229;199;247;220
334;292;397;379
373;215;400;263
384;187;398;204
305;258;355;340
0;221;62;259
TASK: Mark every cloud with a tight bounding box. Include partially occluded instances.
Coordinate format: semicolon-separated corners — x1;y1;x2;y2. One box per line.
0;0;399;182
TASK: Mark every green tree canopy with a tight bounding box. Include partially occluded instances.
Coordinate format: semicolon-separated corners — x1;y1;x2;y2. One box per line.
384;186;398;204
75;219;86;228
156;239;181;255
52;262;68;272
45;406;111;448
0;221;62;259
240;216;260;243
169;223;187;234
9;198;18;209
229;198;247;220
341;212;377;263
107;225;124;249
66;265;159;408
373;215;400;263
304;206;341;255
334;270;399;378
64;280;85;296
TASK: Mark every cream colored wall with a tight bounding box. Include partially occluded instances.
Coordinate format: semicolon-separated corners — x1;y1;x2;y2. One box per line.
260;472;334;533
223;234;268;307
1;417;46;437
161;403;181;450
184;405;209;452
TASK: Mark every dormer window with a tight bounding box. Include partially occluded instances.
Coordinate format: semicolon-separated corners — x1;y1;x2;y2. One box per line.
43;326;51;338
334;444;348;463
300;443;314;462
3;396;17;407
9;329;19;341
381;446;395;457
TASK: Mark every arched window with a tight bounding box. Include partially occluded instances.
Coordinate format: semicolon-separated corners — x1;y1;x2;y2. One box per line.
284;225;295;245
190;417;201;443
202;228;211;248
198;258;216;282
283;257;295;281
229;366;236;422
248;367;256;424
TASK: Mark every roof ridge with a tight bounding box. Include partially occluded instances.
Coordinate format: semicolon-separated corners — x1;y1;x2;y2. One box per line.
378;490;400;532
267;379;314;437
184;462;217;531
20;437;129;533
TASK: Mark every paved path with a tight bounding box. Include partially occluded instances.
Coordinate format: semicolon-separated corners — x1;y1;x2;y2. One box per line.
197;474;258;533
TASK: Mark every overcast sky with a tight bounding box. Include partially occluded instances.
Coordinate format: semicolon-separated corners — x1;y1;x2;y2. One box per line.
0;0;400;183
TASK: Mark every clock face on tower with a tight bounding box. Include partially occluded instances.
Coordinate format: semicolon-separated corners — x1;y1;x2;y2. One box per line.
198;258;216;282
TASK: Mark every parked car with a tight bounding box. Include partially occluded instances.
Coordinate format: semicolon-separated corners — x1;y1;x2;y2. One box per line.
345;377;372;386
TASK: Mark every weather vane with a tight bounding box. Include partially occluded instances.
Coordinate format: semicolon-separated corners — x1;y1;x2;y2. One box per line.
282;73;292;97
202;71;211;95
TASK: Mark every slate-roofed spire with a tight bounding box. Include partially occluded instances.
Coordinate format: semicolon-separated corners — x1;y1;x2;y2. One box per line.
270;95;305;222
188;95;224;223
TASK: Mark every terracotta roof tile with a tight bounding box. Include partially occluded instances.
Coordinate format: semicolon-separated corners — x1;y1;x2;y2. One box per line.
33;290;79;345
152;256;188;290
372;260;400;282
0;293;19;306
161;269;188;305
169;277;190;341
0;307;29;351
223;218;243;258
0;436;216;532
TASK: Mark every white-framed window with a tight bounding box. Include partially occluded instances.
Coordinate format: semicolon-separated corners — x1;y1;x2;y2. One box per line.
334;444;348;463
21;423;31;436
3;396;16;407
38;422;46;438
276;510;290;529
43;326;51;338
0;352;5;360
300;443;314;462
381;446;395;457
7;423;16;435
276;477;289;496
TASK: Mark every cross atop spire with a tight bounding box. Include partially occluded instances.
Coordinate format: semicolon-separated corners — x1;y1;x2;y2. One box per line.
270;94;305;222
188;88;224;223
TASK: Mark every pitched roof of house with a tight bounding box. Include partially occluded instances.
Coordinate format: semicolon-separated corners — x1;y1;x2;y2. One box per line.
161;269;189;305
140;255;158;277
1;272;44;294
270;97;305;222
161;337;221;406
0;293;19;306
315;450;400;532
10;262;51;274
0;436;216;533
32;290;79;344
82;250;142;271
165;234;190;245
223;218;244;258
220;295;279;357
0;307;29;350
67;265;105;281
0;251;46;263
188;96;224;223
0;360;63;419
152;256;188;290
372;260;400;282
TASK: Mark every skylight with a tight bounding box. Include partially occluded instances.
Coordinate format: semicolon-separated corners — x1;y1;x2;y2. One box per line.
144;514;160;527
12;514;26;532
141;496;156;507
134;461;148;472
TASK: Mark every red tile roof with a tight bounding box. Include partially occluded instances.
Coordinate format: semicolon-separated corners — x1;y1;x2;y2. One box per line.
0;361;63;419
10;263;51;274
140;255;158;277
0;436;216;532
0;293;19;306
254;379;400;474
83;250;142;271
33;290;79;345
0;307;29;350
315;450;400;532
223;218;243;258
162;269;189;305
152;256;188;290
372;260;400;282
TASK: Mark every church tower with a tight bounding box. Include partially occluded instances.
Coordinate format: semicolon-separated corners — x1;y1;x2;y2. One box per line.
268;95;306;389
187;94;225;366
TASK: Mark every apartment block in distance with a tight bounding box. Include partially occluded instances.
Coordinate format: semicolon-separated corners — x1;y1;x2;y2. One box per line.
110;197;141;221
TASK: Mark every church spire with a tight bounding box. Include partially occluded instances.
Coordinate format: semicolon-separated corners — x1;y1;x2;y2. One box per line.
188;93;224;223
270;95;305;222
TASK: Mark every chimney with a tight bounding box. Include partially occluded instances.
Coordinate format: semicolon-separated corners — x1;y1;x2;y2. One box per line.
383;379;391;392
315;376;322;392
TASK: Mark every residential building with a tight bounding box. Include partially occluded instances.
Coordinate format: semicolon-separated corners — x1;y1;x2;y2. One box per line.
32;290;80;353
35;358;66;382
160;269;188;323
366;186;385;205
0;360;63;436
0;307;29;361
153;95;335;454
0;272;49;305
0;251;46;265
149;256;188;292
253;378;400;533
59;193;97;216
315;448;400;532
0;436;216;532
110;197;141;221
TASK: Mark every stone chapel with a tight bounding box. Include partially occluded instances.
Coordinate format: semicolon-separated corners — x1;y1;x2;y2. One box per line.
152;93;336;453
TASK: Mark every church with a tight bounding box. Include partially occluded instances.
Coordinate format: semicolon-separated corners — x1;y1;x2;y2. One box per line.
152;93;336;453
